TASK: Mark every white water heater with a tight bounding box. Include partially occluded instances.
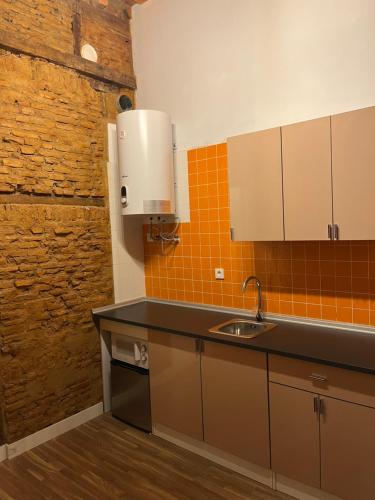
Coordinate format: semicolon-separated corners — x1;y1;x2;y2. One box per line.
117;109;175;216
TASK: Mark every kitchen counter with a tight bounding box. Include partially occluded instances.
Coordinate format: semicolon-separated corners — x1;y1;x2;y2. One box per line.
93;300;375;375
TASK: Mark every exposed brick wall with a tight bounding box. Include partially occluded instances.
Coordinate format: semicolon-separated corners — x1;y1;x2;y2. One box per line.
0;0;135;443
0;52;106;198
81;16;133;75
0;0;74;53
0;52;116;442
85;0;129;18
0;205;112;441
0;0;134;78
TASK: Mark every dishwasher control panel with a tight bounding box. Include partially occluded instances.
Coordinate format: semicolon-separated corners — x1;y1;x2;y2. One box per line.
111;333;149;369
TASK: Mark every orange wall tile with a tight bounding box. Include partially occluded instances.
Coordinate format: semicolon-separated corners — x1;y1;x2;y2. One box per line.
144;143;375;327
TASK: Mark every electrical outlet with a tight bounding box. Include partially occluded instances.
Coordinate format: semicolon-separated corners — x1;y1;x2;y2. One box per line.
215;268;224;280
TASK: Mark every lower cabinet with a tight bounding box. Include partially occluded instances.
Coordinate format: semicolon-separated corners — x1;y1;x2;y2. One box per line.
201;341;270;468
148;330;203;440
149;331;270;466
269;354;375;500
149;333;375;500
321;397;375;500
269;383;320;488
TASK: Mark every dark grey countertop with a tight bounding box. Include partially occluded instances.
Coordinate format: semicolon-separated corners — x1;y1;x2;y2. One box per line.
93;300;375;375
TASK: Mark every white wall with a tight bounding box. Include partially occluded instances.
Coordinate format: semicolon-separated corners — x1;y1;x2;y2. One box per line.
107;124;145;303
132;0;375;150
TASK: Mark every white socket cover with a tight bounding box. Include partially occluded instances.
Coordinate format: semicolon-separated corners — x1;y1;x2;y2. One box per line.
215;268;224;280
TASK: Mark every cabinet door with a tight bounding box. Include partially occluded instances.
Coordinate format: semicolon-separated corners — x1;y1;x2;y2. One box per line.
321;397;375;500
228;127;284;241
148;331;203;440
282;117;333;240
201;342;270;467
331;106;375;239
269;383;320;488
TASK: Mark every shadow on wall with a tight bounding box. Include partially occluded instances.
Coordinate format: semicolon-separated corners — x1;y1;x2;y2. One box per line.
144;143;375;327
121;217;145;262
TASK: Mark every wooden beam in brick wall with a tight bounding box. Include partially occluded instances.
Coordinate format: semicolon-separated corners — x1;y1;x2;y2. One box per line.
0;194;105;207
0;29;136;89
72;0;82;56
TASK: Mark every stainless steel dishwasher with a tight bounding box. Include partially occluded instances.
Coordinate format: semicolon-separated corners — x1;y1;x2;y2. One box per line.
111;333;152;432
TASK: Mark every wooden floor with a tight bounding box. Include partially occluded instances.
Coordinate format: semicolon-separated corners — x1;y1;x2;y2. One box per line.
0;414;292;500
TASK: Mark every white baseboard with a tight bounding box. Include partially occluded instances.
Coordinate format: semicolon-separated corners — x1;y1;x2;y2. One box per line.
0;445;6;462
153;424;273;488
6;402;103;460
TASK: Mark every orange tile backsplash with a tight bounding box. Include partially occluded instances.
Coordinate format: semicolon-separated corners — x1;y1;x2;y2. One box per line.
144;143;375;327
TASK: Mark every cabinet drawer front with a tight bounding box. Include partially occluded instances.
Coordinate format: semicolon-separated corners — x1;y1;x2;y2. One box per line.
269;354;375;408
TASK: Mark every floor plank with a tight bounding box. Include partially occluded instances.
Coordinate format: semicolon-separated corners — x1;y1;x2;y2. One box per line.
0;414;292;500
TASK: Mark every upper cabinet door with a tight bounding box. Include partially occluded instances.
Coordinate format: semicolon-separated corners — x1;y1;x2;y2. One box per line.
228;128;284;241
331;106;375;240
282;117;333;240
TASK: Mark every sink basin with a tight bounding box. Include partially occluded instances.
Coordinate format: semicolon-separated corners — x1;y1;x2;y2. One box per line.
209;318;276;339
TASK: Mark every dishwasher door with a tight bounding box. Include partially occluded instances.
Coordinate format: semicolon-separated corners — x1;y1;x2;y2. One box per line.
111;359;152;432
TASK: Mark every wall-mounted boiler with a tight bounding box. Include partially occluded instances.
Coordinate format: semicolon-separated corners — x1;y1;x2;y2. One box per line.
117;109;175;216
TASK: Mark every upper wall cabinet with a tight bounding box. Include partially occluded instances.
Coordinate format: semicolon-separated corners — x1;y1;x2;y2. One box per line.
228;105;375;241
331;106;375;240
282;117;333;241
228;128;284;241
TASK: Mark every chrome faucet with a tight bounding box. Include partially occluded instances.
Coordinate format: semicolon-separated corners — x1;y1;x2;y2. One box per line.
241;275;264;322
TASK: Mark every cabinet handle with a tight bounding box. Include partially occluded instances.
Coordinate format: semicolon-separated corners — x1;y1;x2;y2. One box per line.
313;396;319;413
328;224;332;240
309;373;327;382
195;339;204;353
230;227;235;241
319;398;325;416
333;224;339;240
195;339;201;353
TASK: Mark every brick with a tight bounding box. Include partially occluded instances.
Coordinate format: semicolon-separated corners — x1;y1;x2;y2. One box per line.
20;146;36;155
14;279;34;288
54;227;73;236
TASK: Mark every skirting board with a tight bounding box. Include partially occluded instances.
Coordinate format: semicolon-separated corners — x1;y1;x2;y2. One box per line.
275;474;341;500
6;402;103;460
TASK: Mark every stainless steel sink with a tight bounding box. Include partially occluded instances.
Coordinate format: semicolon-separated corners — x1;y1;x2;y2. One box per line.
209;318;276;339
